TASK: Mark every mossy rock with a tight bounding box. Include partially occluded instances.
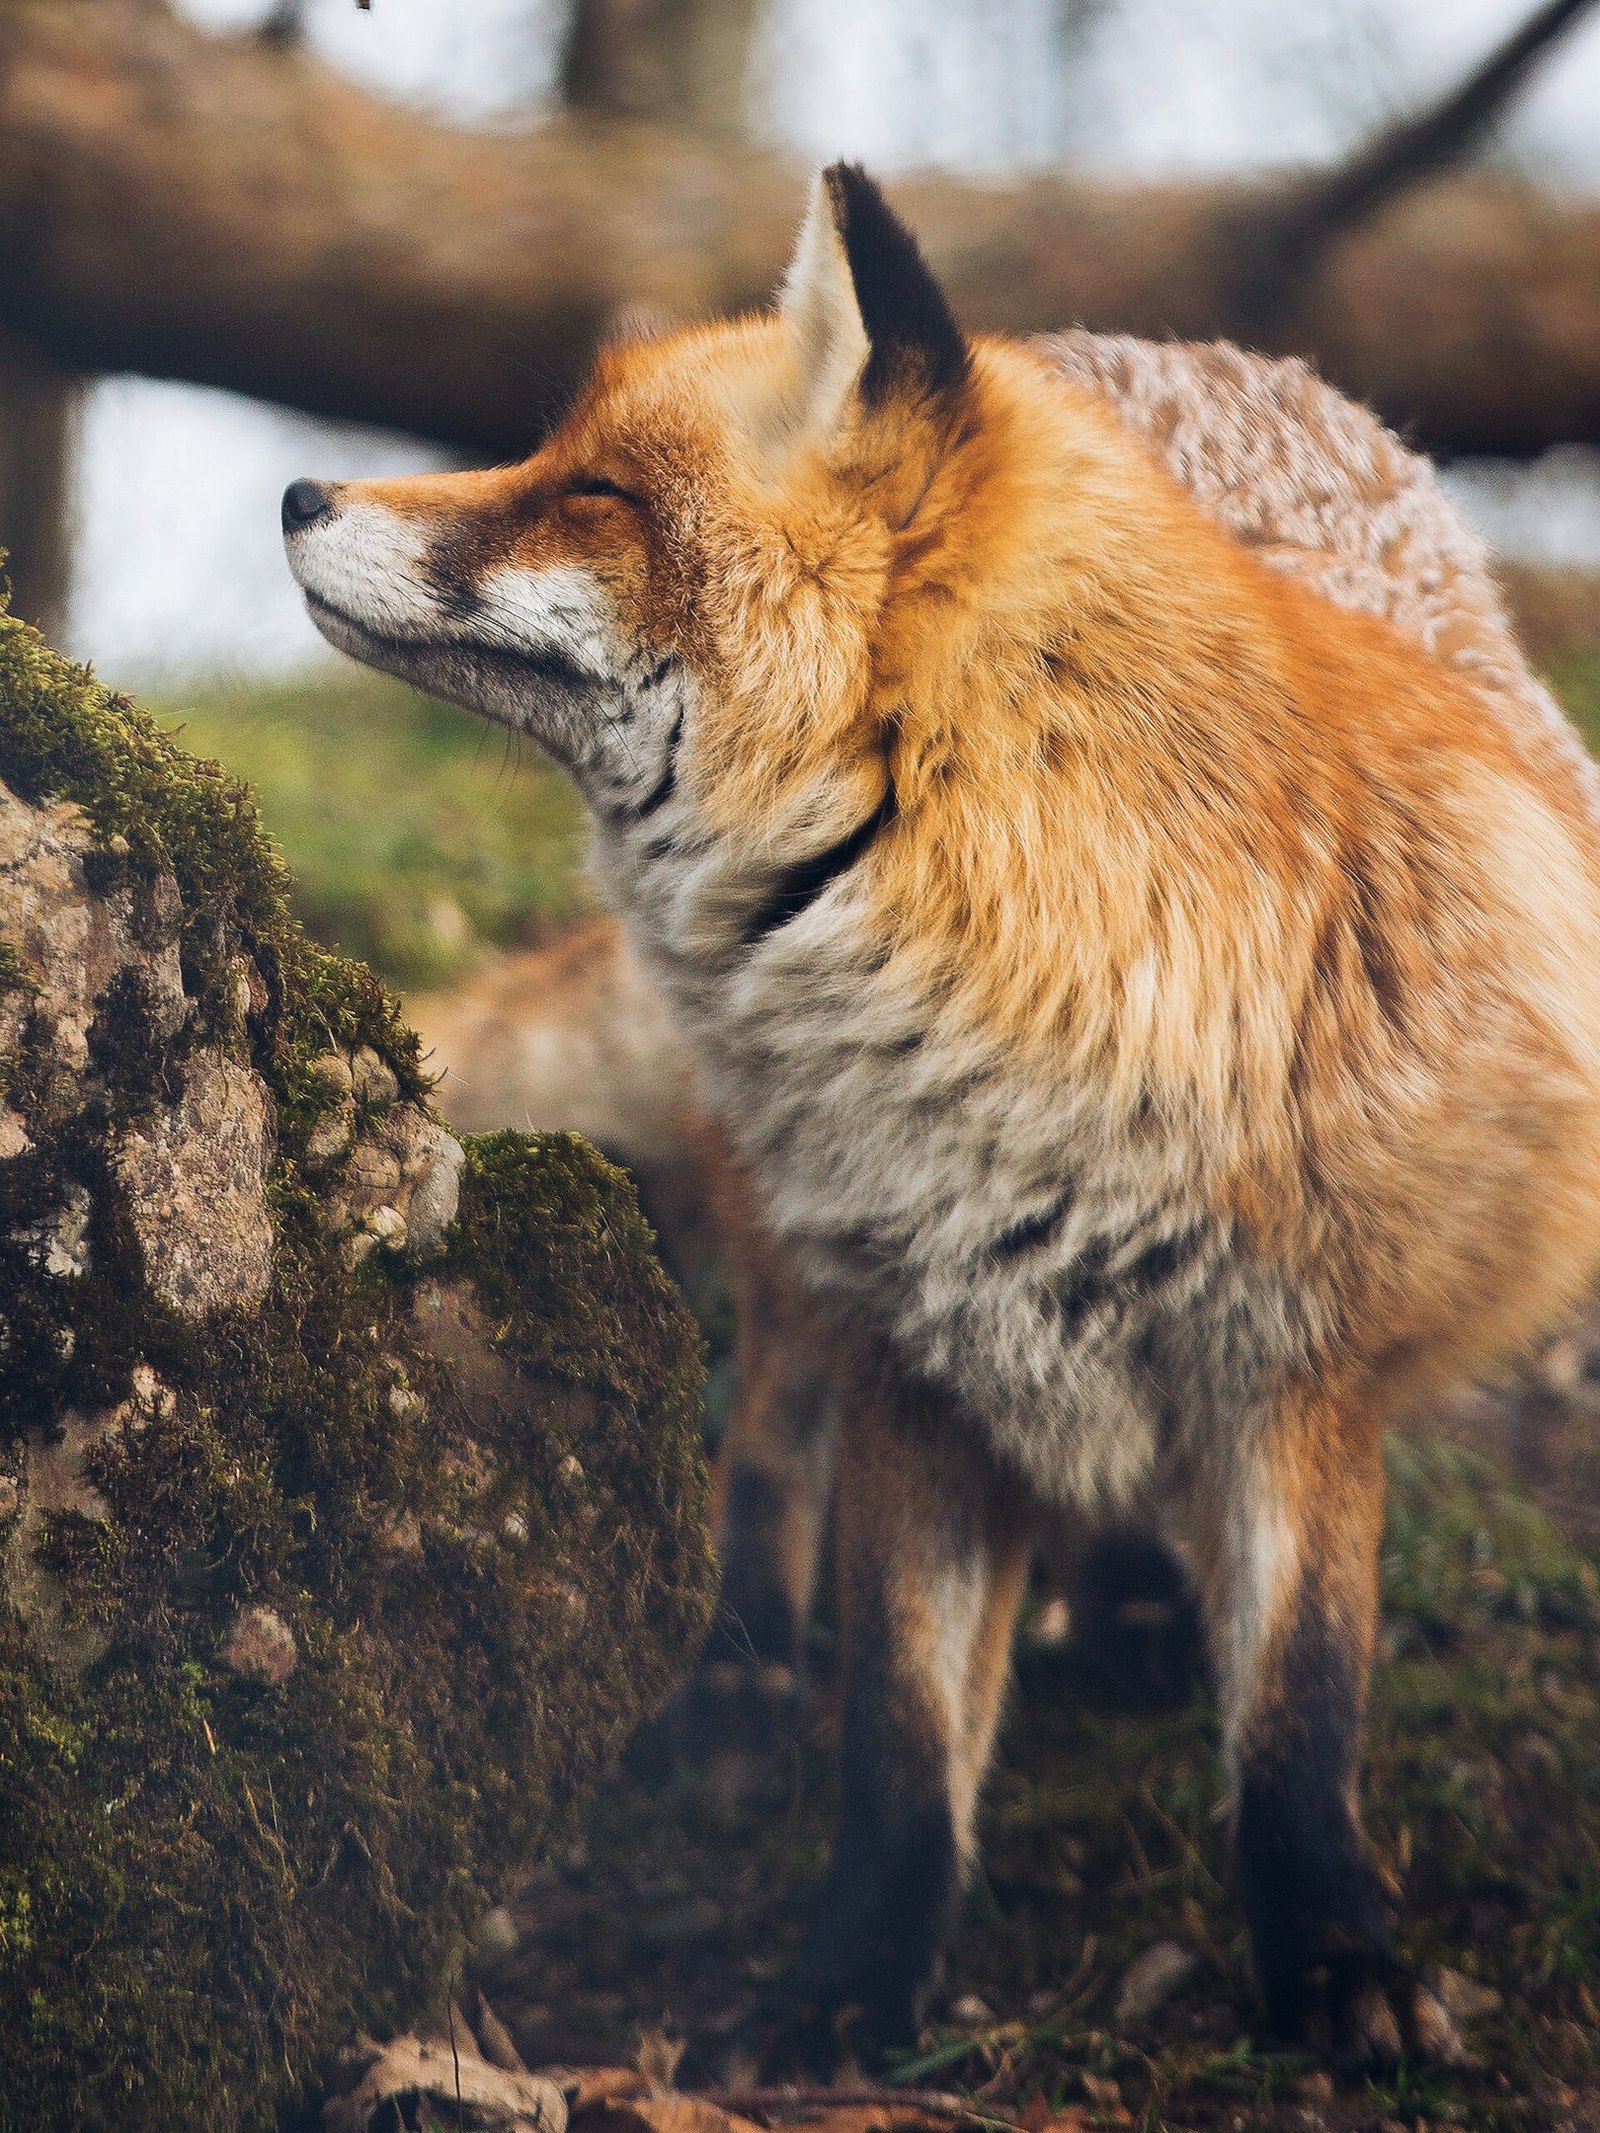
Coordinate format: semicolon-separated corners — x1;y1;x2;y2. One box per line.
0;611;714;2131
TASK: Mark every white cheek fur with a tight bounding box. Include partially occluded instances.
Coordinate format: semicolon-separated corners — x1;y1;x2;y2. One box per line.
285;502;446;640
464;565;694;818
473;564;626;682
288;519;691;818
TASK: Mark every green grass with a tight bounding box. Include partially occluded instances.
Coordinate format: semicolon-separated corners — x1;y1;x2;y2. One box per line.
1550;644;1600;756
151;669;591;990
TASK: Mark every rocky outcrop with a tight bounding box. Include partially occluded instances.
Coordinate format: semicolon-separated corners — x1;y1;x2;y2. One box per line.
0;612;714;2132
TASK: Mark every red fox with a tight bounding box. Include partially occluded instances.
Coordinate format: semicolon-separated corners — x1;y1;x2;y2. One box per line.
284;164;1600;2073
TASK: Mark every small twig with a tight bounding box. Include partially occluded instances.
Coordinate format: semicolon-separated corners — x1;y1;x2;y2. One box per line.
1311;0;1598;220
1120;1810;1154;1892
448;1996;465;2130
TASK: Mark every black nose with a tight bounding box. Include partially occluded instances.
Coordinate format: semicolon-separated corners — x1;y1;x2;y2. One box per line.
282;478;334;531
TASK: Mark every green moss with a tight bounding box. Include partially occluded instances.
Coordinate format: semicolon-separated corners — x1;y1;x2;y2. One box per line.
440;1133;716;1719
448;1133;707;1412
0;613;713;2131
0;612;426;1115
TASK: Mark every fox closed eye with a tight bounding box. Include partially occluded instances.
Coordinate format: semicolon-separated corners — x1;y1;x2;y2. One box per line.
565;472;641;505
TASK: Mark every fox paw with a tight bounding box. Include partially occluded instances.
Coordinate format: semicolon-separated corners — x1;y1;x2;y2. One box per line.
1286;1953;1466;2074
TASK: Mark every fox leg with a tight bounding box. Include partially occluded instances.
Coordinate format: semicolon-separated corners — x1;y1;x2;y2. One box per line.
703;1142;838;1672
1191;1385;1462;2070
1036;1513;1205;1709
709;1301;836;1671
793;1360;1032;2058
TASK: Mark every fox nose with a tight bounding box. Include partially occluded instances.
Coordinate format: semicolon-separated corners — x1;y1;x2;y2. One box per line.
282;478;334;532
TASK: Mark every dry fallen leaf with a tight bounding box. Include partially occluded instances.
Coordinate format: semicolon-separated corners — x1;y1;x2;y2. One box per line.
569;2076;1033;2133
754;2110;980;2133
322;2028;568;2133
476;1991;534;2075
330;2039;1069;2133
569;2068;652;2112
636;2023;688;2094
575;2092;767;2133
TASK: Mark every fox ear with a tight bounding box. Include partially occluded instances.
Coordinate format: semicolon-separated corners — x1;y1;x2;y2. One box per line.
776;163;967;448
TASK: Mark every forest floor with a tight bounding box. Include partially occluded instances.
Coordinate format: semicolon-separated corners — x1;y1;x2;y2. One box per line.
161;583;1600;2132
447;1374;1600;2133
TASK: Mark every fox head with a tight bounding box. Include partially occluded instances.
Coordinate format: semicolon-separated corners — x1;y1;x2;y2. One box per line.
283;164;991;854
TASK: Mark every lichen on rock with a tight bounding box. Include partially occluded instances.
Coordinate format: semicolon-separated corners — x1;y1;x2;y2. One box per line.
115;1048;275;1314
0;609;714;2132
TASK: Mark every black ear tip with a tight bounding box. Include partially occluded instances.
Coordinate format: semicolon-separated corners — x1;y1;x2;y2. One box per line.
822;160;881;214
819;165;967;408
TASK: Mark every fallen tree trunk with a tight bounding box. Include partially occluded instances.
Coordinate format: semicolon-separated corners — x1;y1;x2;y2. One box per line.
3;0;1600;458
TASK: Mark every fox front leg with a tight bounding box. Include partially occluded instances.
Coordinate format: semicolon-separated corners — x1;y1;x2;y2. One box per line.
707;1187;838;1675
785;1359;1032;2069
673;1306;835;1775
1192;1387;1464;2072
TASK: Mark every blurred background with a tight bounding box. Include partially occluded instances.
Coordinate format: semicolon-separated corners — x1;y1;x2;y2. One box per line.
3;0;1600;990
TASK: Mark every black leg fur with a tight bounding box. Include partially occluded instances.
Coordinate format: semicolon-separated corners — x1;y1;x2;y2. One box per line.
793;1626;962;2059
743;1366;1029;2078
710;1462;811;1669
1230;1579;1463;2071
1234;1607;1391;2041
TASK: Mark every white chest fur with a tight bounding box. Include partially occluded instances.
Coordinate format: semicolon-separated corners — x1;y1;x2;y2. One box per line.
600;812;1299;1512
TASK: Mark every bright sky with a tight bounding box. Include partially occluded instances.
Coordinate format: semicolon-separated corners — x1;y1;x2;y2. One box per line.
64;0;1600;682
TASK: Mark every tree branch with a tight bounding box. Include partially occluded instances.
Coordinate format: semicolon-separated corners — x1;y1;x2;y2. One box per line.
0;331;78;638
1236;0;1600;330
2;0;1600;459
